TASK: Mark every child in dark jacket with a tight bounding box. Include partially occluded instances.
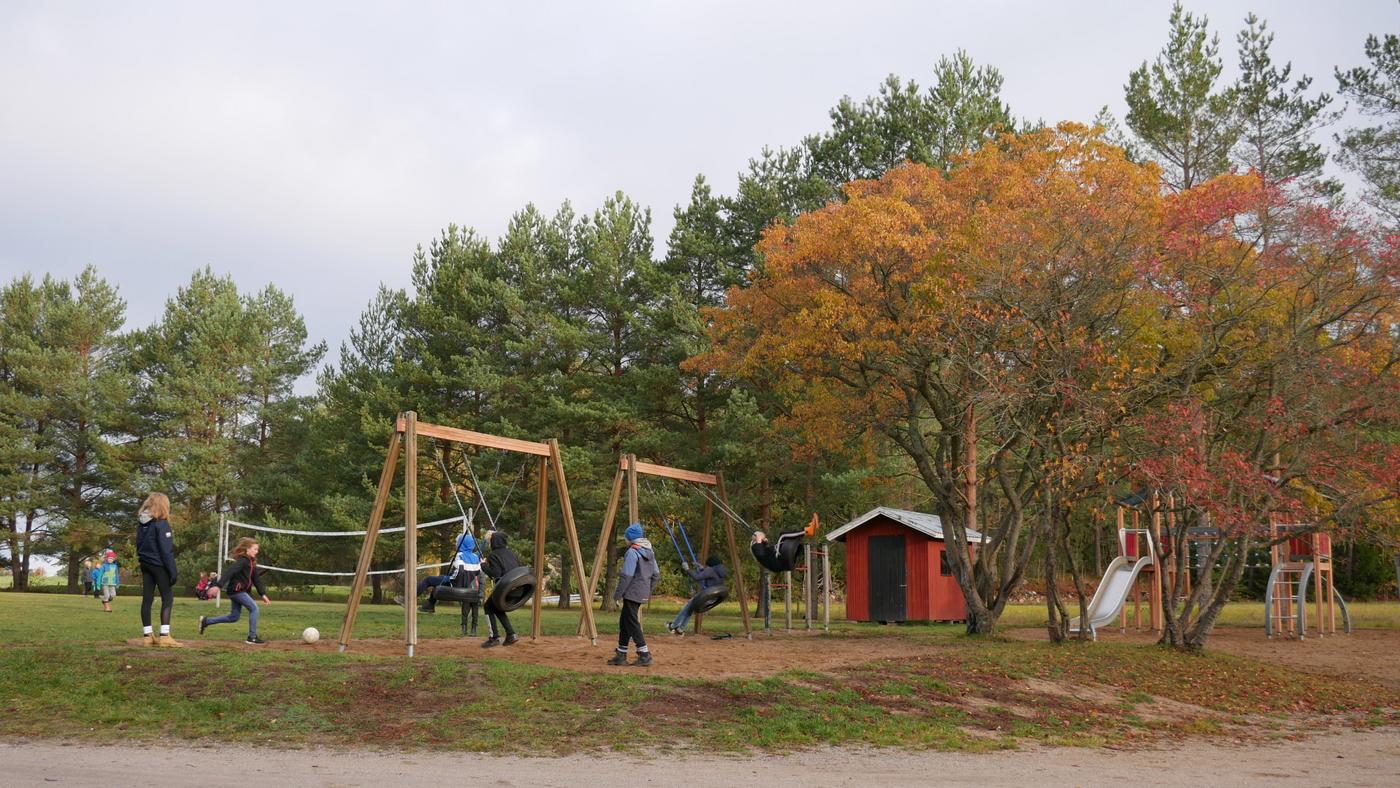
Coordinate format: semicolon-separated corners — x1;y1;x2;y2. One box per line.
666;554;726;635
609;523;659;666
135;492;182;647
199;537;271;644
480;530;521;648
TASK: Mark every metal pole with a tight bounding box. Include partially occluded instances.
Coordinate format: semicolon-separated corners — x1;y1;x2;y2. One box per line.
762;570;771;633
216;514;225;609
804;543;813;630
784;570;792;631
822;547;831;632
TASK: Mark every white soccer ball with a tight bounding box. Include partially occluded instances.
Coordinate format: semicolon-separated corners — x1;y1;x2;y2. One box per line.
302;627;320;644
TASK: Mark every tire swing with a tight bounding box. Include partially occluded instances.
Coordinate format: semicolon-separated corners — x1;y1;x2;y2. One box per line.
692;583;727;614
490;565;537;612
651;495;729;614
430;585;481;605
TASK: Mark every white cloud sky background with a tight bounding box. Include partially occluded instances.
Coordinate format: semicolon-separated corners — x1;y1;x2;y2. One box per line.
2;0;1395;381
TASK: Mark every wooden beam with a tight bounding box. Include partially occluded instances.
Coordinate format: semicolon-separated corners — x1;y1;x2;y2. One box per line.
396;417;550;456
580;468;624;636
620;457;718;486
716;472;752;637
550;438;597;644
338;429;401;652
404;412;418;657
626;455;639;531
532;456;548;640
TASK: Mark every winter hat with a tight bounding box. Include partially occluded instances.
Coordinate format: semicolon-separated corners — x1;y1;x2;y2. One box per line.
105;550;116;559
705;554;721;568
624;523;644;542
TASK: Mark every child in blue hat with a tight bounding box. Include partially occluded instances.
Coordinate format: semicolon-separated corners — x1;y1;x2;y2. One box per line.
609;523;659;666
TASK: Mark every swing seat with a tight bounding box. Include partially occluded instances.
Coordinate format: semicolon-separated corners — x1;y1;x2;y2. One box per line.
490;566;537;612
693;585;727;614
431;585;481;605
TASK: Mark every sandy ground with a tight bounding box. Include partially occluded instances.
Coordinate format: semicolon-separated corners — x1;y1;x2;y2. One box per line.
135;629;934;679
6;729;1399;787
1007;626;1400;689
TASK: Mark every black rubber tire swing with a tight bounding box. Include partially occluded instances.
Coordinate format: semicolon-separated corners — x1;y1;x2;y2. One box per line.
489;565;537;612
692;584;727;614
430;585;481;605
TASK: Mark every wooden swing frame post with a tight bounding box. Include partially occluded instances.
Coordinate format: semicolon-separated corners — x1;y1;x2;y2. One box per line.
337;413;598;656
582;455;753;639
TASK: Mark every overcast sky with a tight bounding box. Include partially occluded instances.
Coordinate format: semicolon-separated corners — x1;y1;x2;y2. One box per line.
2;1;1394;374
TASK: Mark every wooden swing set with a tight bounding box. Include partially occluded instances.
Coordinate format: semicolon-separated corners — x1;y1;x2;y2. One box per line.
337;412;598;656
583;454;753;638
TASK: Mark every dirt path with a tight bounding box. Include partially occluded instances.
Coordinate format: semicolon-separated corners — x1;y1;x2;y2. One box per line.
1007;626;1400;688
6;729;1399;786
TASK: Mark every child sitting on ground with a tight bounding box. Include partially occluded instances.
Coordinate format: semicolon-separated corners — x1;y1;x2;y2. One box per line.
194;571;221;602
750;513;819;573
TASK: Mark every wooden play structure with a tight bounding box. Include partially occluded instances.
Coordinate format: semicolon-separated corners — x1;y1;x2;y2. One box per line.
761;539;832;633
583;454;752;638
337;412;597;655
1070;491;1176;639
1265;517;1350;639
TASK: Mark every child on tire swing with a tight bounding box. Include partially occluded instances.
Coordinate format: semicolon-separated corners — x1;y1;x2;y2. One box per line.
480;529;521;648
750;513;819;573
666;554;725;635
609;523;659;666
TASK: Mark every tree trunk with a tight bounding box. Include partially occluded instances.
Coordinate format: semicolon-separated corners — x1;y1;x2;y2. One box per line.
557;556;571;608
66;553;81;593
371;574;383;604
1042;504;1068;643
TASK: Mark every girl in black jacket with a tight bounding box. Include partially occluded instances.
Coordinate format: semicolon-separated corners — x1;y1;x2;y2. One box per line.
480;530;521;648
135;493;182;647
198;538;272;644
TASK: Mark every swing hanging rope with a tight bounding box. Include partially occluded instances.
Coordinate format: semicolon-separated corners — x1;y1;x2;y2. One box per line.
458;443;525;532
685;480;755;532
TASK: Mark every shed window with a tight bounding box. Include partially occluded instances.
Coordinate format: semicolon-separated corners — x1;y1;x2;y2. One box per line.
939;549;951;576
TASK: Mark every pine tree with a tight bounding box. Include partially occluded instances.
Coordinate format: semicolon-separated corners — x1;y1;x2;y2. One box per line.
45;267;139;590
1233;13;1337;192
1336;33;1400;221
1125;2;1239;190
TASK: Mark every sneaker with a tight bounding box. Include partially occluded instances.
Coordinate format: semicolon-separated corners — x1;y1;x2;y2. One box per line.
418;603;434;614
481;637;501;649
392;595;405;607
245;636;267;645
606;651;630;666
503;634;519;646
804;512;819;537
633;652;653;667
198;616;209;635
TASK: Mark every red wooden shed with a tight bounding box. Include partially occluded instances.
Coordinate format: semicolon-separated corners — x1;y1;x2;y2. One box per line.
826;507;979;623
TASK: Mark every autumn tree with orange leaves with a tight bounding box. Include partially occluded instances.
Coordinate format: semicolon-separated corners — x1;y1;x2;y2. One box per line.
700;123;1400;641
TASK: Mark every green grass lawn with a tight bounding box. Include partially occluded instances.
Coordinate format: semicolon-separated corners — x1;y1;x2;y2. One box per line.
1;592;1396;753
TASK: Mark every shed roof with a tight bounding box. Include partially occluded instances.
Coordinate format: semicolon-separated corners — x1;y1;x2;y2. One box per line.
825;506;983;543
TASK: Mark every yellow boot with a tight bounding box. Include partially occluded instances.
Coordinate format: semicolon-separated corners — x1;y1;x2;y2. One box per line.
143;633;157;647
157;634;185;648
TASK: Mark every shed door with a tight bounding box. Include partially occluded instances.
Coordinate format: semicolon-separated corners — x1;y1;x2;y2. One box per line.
868;535;906;621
